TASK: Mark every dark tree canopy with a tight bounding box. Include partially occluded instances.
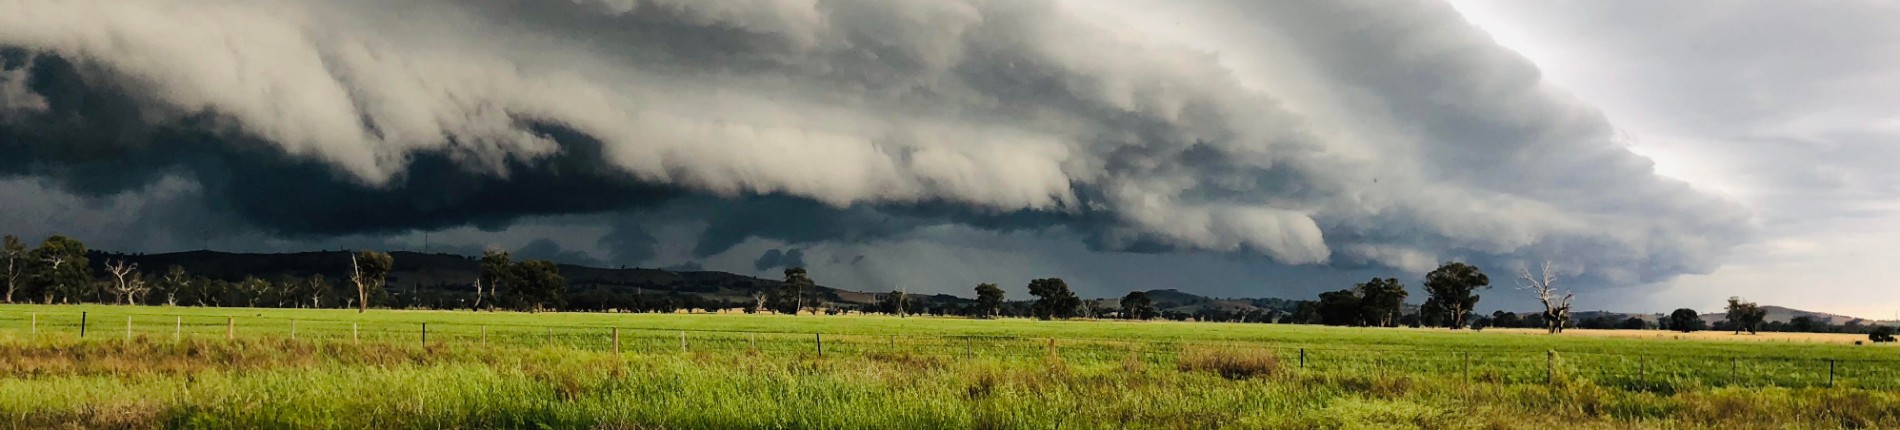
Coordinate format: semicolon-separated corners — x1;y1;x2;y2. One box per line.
507;259;566;312
974;283;1005;318
29;235;89;304
1668;308;1704;333
349;250;393;313
1027;278;1080;320
1316;289;1363;326
1726;297;1767;334
1355;278;1407;327
1422;262;1489;329
1120;290;1154;320
775;267;816;315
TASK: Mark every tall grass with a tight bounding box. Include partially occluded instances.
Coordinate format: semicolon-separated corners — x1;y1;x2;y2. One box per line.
0;304;1897;428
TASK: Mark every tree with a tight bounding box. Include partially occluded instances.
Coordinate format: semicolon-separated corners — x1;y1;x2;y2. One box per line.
303;274;331;308
1725;296;1768;335
508;260;565;312
477;249;514;311
1316;289;1363;326
1422;262;1490;329
778;267;815;315
1789;316;1821;333
1027;278;1080;320
1518;261;1573;334
1870;326;1896;343
1491;310;1522;328
880;289;910;317
1618;317;1649;330
1355;278;1407;327
1668;308;1703;333
1;235;24;304
350;250;394;313
154;265;189;306
974;283;1004;318
1120;290;1154;320
105;259;147;305
29;235;89;304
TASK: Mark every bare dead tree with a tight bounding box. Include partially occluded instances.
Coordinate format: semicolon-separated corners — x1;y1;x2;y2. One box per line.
471;277;485;311
1;236;23;304
105;259;142;305
1518;261;1573;334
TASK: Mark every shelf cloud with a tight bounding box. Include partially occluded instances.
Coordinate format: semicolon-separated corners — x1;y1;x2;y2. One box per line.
0;0;1752;292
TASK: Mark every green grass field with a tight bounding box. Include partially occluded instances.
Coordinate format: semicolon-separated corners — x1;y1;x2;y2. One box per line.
2;304;1897;429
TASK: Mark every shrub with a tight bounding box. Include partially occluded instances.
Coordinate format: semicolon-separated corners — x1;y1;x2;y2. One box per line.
1870;326;1896;343
1176;346;1281;379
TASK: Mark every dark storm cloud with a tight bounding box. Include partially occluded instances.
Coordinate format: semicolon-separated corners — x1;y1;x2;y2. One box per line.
0;0;1753;291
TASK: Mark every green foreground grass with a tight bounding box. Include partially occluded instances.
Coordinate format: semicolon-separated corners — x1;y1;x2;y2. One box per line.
1;304;1897;429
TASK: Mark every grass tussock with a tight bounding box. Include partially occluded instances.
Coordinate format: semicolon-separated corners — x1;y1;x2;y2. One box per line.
1175;345;1281;379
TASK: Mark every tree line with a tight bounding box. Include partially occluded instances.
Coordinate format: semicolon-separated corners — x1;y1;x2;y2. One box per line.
5;233;1894;342
0;235;566;313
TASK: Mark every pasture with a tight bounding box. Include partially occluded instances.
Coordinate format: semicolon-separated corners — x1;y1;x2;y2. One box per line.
1;304;1896;429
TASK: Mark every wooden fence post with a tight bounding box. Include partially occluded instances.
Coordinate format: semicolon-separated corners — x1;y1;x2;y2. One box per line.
226;317;234;341
613;328;621;356
352;322;359;344
965;337;972;359
679;330;687;353
174;316;181;341
1828;359;1836;388
125;316;132;342
421;323;428;347
29;313;35;337
1299;348;1305;368
815;333;823;357
80;312;87;337
1545;350;1554;385
1462;351;1470;383
481;326;487;346
290;319;296;340
1047;338;1056;358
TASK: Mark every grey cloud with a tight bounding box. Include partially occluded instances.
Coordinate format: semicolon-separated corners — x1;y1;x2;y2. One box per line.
0;0;1751;293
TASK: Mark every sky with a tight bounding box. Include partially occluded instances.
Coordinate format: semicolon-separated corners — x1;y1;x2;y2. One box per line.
0;0;1890;317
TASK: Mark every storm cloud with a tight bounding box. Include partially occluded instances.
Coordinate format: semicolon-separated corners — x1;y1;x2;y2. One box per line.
0;0;1751;296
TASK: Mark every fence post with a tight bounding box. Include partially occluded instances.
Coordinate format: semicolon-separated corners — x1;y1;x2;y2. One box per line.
679;330;687;353
613;328;621;356
226;317;234;341
1545;350;1554;385
353;322;359;344
421;323;428;347
80;312;87;337
1299;348;1305;369
749;333;756;352
1828;359;1836;388
125;316;132;342
174;316;181;342
546;328;553;346
1047;338;1056;358
815;333;823;357
481;326;487;346
888;335;895;352
965;336;972;359
29;313;35;337
290;319;296;340
1462;351;1470;383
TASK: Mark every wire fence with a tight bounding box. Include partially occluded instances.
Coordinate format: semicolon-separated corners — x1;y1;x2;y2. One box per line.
1;309;1894;390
